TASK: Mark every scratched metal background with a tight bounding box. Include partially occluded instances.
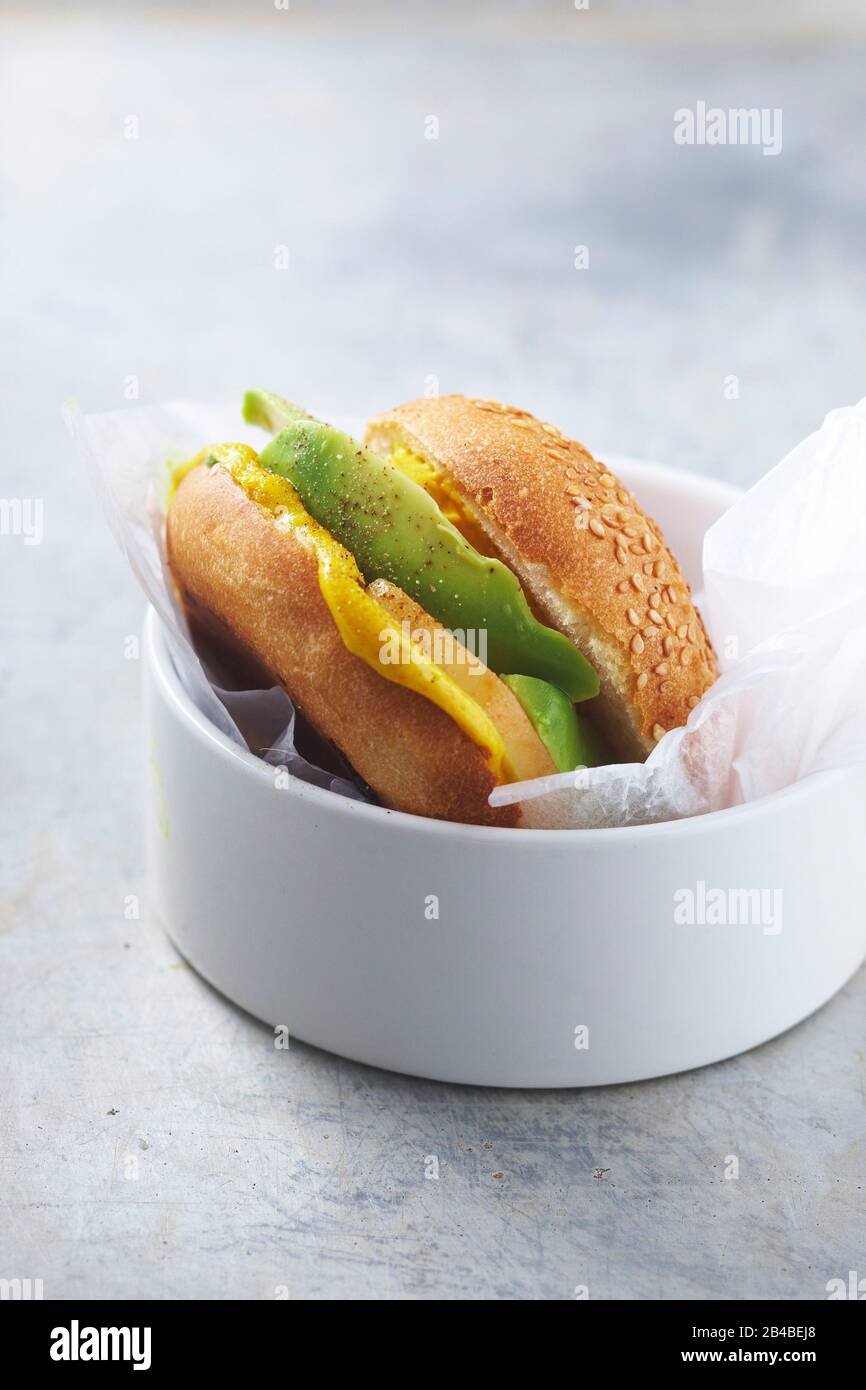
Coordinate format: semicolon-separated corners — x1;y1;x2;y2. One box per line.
1;0;865;1299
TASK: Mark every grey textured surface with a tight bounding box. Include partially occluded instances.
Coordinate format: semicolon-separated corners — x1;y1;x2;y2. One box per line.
2;2;864;1300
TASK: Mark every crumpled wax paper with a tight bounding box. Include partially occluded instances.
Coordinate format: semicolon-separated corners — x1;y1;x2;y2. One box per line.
68;396;866;828
66;397;370;802
491;397;866;827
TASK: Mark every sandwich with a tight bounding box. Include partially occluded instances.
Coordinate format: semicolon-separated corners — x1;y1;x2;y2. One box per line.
166;390;717;826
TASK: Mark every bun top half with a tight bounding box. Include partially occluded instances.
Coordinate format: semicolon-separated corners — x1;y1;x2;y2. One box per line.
366;395;717;759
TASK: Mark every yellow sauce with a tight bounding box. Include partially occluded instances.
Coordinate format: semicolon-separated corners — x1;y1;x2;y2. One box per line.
388;444;499;557
174;446;508;779
166;453;204;505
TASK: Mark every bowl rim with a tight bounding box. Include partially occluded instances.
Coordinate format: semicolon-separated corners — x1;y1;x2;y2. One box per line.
145;606;848;846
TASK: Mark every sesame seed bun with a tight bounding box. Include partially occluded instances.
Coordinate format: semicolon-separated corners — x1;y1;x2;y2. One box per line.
365;395;718;759
167;463;555;826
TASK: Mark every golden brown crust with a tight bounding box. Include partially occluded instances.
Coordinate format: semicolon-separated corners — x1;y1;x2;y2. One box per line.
167;464;523;826
366;395;717;758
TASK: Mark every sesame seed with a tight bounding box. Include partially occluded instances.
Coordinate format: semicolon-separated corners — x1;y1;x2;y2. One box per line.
566;483;584;495
623;526;638;538
649;592;661;610
541;422;560;437
643;531;656;552
617;490;631;505
631;572;644;592
681;647;693;665
659;681;674;695
677;624;688;639
654;662;669;676
666;614;677;631
589;518;605;538
600;473;616;488
617;579;630;592
663;634;675;655
667;587;678;604
616;547;628;565
630;544;644;556
648;610;664;625
637;672;649;690
643;561;654;575
631;633;645;655
653;560;665;579
627;608;641;626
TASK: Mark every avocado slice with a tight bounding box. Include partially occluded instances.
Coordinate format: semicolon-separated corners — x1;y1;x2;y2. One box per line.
250;404;599;702
501;674;610;770
243;389;311;435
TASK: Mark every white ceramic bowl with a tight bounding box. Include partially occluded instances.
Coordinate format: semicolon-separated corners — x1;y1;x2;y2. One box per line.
143;458;866;1087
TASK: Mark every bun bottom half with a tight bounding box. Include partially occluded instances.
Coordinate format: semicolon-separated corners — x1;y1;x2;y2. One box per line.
167;465;527;827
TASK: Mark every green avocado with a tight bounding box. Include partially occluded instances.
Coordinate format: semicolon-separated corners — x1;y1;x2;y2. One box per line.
501;674;610;770
243;388;311;435
248;397;599;702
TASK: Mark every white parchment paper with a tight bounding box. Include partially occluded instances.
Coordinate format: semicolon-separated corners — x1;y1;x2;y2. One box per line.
66;397;370;802
68;396;866;828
